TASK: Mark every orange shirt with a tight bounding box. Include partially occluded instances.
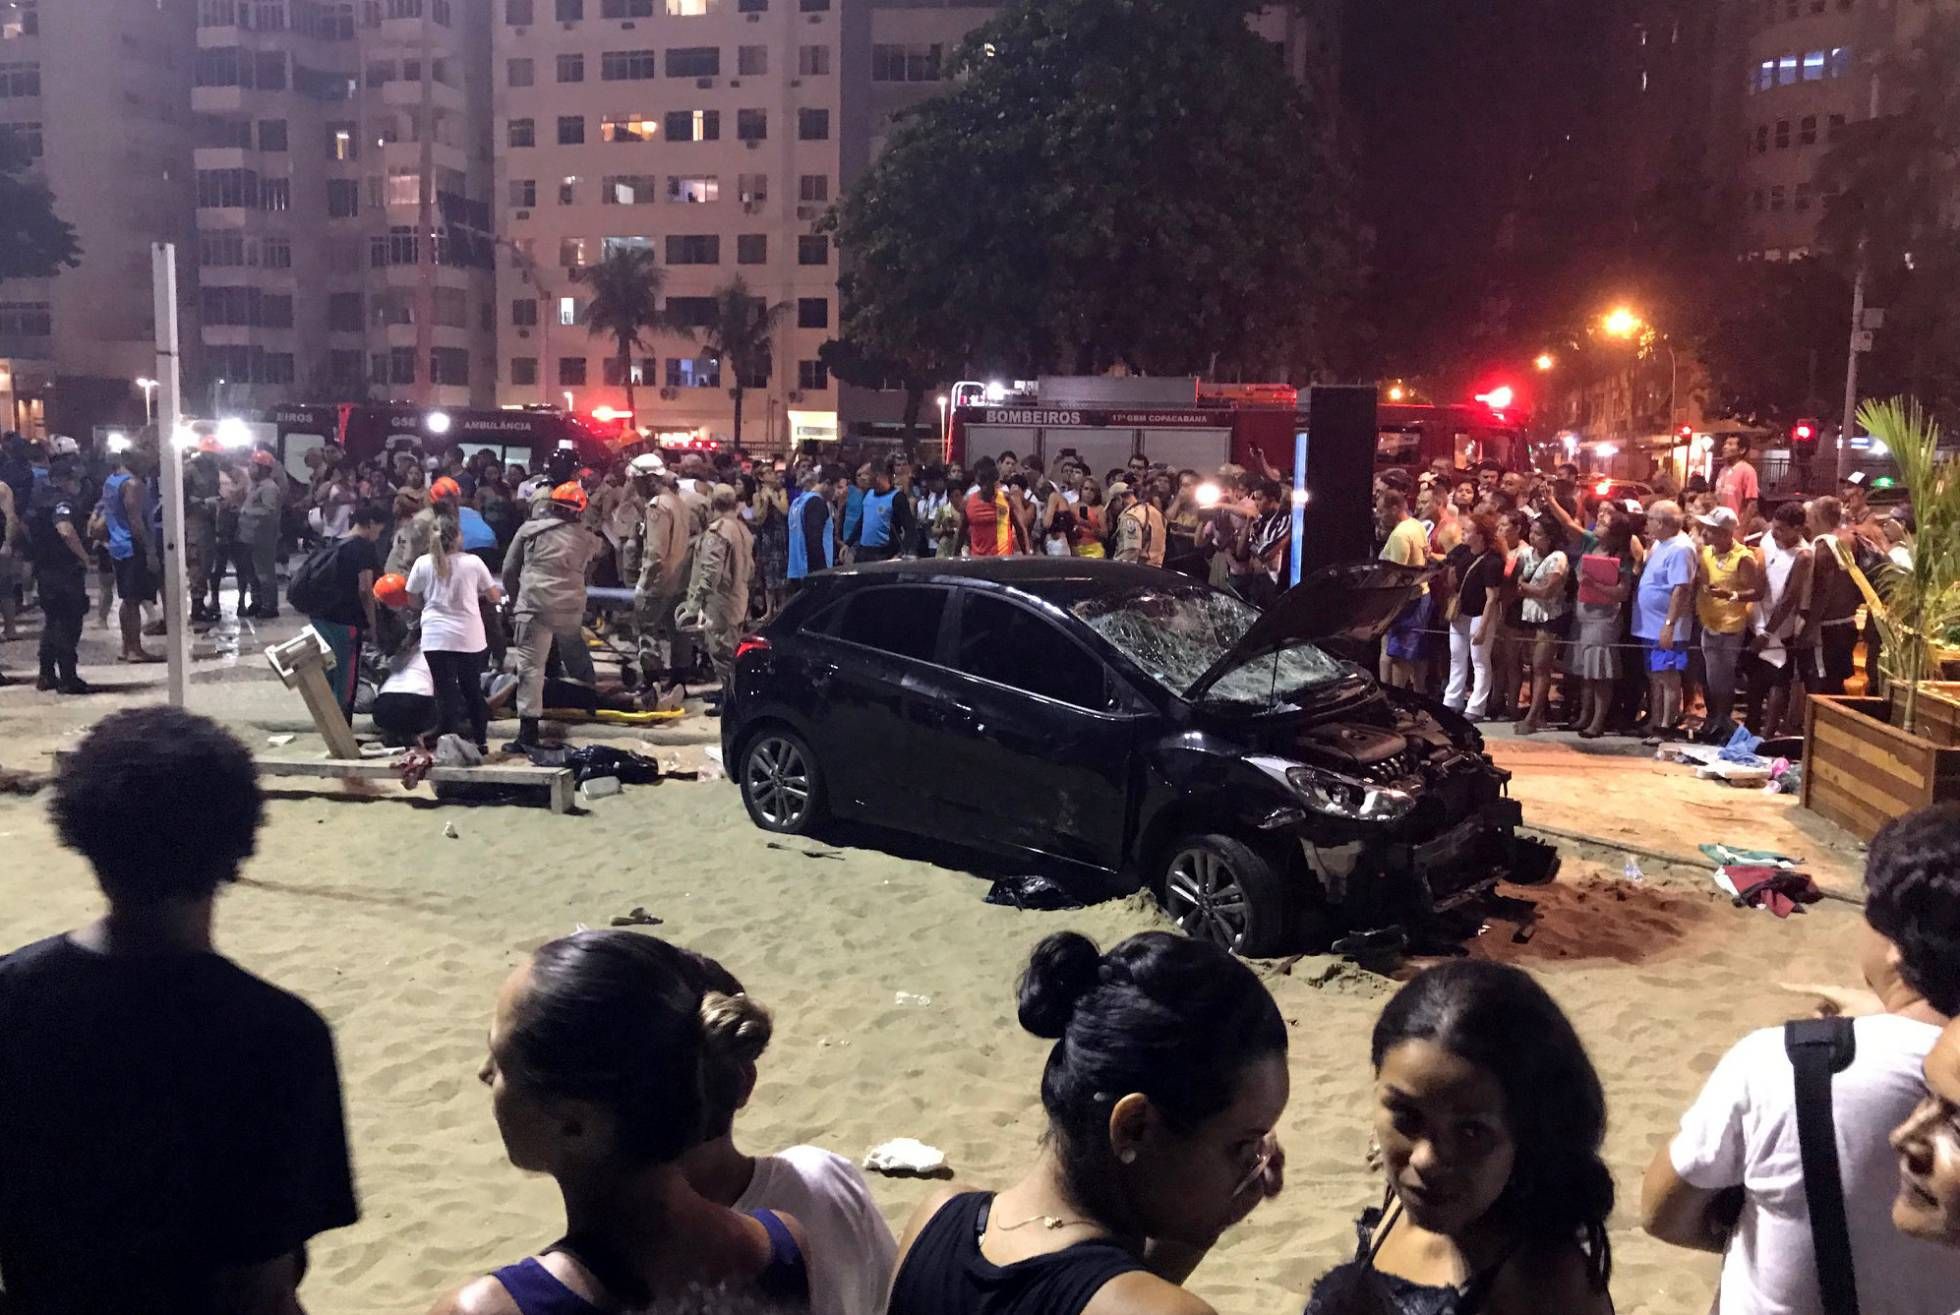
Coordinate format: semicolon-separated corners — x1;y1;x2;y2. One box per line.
965;488;1016;556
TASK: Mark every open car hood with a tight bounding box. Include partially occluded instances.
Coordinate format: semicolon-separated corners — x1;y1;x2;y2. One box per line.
1182;561;1436;702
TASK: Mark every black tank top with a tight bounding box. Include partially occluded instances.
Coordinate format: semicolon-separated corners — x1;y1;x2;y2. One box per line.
888;1192;1147;1315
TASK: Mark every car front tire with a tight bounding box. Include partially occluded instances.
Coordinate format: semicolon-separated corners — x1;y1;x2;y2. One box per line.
738;726;826;834
1159;833;1291;958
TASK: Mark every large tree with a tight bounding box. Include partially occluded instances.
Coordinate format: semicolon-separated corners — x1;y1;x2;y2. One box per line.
0;135;79;280
577;246;666;418
691;277;788;448
826;0;1357;381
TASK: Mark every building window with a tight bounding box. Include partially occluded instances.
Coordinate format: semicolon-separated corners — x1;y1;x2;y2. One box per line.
601;114;656;142
602;49;658;80
558;295;579;325
736;234;766;264
602;0;655;13
0;119;39;158
1754;124;1768;154
669;174;718;203
798;45;829;76
797;298;827;330
2;3;39;38
257;119;288;151
1769;185;1786;211
665;47;719;78
738;45;766;76
559;174;580;203
667;109;720;141
602;237;654;262
559;236;588;267
506;0;532;21
328;292;364;331
1774;118;1790;148
798;0;827;10
798;174;827;203
1751;189;1765;213
508;117;535;147
328;122;357;160
1776;54;1796;85
797;108;829;141
871;43;940;82
736;108;766;141
797;359;828;390
558;115;585;145
559;356;587;386
555;0;581;19
0;300;51;338
386;346;416;384
602;174;658;204
1795;181;1813;211
1799;114;1817;145
507;57;534;86
736;172;766;203
665;357;720;388
664;296;715;326
665;234;719;264
511;357;539;386
1828;112;1847;140
738;0;765;10
430;347;470;385
199;231;247;266
328;177;361;216
797;234;827;266
667;0;711;13
1829;46;1851;78
557;52;584;82
0;63;36;102
509;178;537;208
512;298;539;326
1802;49;1825;81
263;237;291;269
197;167;260;208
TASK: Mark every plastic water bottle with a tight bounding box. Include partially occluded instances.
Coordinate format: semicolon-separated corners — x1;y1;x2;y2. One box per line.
1622;856;1645;884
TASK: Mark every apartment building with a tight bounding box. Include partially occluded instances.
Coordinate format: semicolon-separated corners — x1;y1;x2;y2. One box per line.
0;0;197;437
190;0;497;414
492;0;998;450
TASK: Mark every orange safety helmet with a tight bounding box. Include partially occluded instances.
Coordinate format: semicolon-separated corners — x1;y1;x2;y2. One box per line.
250;449;278;468
550;481;590;513
372;572;411;610
430;475;463;503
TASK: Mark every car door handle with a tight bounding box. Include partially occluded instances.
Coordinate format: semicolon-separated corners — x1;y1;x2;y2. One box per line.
812;662;839;693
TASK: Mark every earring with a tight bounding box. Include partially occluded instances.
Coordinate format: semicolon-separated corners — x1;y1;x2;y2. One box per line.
1118;1149;1137;1165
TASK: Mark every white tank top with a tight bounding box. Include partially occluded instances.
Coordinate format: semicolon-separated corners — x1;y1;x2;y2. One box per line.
1757;539;1798;641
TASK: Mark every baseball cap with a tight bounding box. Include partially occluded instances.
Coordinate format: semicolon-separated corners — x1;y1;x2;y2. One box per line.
1695;506;1740;530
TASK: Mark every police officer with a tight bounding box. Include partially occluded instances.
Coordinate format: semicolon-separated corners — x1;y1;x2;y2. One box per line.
28;456;93;694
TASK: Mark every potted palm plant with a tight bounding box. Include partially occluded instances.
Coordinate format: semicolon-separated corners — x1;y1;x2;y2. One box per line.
1802;396;1960;839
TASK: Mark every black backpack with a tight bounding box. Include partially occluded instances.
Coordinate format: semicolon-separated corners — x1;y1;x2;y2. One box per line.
285;539;346;616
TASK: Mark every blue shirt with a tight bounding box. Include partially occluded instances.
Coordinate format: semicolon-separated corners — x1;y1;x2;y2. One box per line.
100;471;149;562
841;484;865;544
457;505;497;551
856;488;896;549
1634;532;1696;640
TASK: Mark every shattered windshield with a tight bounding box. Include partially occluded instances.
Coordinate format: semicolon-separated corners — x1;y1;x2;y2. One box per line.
1073;586;1347;709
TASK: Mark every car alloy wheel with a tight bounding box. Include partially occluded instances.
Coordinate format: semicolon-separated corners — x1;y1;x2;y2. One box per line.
744;734;814;831
1164;845;1252;953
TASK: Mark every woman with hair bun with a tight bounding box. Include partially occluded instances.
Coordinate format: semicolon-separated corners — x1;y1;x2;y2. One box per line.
887;930;1289;1315
1303;960;1614;1315
427;931;810;1315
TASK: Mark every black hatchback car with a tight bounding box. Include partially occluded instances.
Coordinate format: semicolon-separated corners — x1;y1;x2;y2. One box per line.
721;558;1536;956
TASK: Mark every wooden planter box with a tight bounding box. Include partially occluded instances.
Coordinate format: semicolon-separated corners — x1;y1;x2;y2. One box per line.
1804;694;1960;841
1889;681;1960;748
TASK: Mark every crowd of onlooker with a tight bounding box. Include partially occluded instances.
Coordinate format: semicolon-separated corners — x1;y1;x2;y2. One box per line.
1;709;1957;1314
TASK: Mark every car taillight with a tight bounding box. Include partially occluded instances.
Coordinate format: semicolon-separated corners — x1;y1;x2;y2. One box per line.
735;634;771;662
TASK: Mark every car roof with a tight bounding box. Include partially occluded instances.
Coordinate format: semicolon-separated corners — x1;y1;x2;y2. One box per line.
822;557;1182;607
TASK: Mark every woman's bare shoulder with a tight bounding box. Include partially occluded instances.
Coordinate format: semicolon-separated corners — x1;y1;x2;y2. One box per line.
425;1274;520;1315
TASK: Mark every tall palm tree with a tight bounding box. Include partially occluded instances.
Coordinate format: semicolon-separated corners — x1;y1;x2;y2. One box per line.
695;277;789;446
577;245;666;419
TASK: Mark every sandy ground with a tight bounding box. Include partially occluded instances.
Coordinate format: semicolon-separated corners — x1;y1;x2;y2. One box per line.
0;611;1878;1315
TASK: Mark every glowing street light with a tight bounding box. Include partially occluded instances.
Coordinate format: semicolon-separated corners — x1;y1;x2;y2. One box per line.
1386;384;1407;402
1534;353;1556;372
106;430;132;454
1601;307;1644;339
135;377;159;425
215;416;252;449
985;380;1007;402
425;409;453;435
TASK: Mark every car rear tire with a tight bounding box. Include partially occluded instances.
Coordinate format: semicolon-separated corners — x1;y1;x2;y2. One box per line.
739;726;825;834
1160;833;1291;958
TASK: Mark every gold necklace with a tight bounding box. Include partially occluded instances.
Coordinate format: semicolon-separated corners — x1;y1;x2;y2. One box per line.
994;1212;1096;1233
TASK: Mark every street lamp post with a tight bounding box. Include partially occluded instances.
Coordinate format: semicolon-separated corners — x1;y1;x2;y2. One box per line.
1599;306;1677;438
136;377;158;427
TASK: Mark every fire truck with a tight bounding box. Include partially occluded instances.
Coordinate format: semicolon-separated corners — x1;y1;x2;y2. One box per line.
945;381;1528;479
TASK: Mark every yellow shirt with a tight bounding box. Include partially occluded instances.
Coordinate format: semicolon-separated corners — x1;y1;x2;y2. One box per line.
1697;543;1751;634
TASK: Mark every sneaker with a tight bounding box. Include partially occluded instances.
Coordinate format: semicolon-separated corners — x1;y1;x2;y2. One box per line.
56;678;92;696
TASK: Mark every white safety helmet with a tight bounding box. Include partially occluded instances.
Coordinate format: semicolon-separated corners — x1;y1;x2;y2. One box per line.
627;452;668;478
49;435;81;457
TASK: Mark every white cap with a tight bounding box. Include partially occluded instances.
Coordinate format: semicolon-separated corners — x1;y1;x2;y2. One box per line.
49;435;81;456
1695;506;1740;530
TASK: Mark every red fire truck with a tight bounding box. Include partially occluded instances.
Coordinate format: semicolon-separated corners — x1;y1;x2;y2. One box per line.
245;403;625;473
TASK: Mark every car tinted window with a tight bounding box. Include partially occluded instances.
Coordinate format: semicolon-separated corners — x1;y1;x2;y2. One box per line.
955;594;1104;709
832;586;946;662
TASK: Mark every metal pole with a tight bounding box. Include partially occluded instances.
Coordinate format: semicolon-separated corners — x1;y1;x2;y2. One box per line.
1838;263;1865;484
1289;428;1308;586
151;242;189;706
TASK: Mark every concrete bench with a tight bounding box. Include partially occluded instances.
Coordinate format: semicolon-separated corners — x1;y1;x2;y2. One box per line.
53;750;578;815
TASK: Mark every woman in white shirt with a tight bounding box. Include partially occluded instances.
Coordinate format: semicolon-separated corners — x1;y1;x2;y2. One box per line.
405;517;503;753
677;948;898;1315
1513;516;1570;735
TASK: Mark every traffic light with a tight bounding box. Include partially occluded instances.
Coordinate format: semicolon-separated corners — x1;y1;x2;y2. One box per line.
1791;418;1820;456
1677;424;1694;442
